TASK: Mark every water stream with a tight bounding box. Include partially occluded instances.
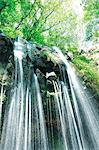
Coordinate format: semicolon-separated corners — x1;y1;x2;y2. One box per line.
0;38;99;150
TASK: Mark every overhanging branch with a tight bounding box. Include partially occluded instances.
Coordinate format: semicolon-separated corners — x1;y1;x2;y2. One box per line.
15;8;33;30
43;9;54;24
41;21;61;33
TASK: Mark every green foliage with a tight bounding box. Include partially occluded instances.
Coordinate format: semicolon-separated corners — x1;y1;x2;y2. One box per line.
73;55;99;93
0;0;98;46
84;0;99;43
0;0;77;46
84;0;99;21
32;31;45;44
0;0;99;92
76;55;91;63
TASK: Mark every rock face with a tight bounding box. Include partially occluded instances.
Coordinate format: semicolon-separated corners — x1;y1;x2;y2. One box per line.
0;34;14;101
0;34;14;131
0;33;13;63
33;55;60;75
0;35;61;102
0;35;69;107
0;35;70;131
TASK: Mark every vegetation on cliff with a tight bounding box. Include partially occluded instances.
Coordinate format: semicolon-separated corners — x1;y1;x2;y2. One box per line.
0;0;99;94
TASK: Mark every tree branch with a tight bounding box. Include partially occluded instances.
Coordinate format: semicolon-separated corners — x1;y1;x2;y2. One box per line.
36;9;55;32
43;9;54;24
41;21;61;33
15;1;39;30
15;8;33;30
25;8;41;40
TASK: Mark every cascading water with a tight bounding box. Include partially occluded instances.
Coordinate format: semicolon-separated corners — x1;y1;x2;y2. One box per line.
0;83;4;135
0;37;48;150
0;39;99;150
52;46;99;150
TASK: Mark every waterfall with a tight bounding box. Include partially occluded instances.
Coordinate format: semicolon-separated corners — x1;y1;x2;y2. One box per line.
0;37;48;150
53;81;68;150
34;74;48;150
0;39;99;150
52;46;99;150
0;84;4;129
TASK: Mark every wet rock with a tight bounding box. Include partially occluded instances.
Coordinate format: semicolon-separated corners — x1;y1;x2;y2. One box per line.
0;33;13;63
35;69;46;91
0;34;14;104
46;72;57;80
33;55;55;75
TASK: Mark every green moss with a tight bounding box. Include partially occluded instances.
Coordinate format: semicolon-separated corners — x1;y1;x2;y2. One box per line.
72;55;99;94
41;49;62;64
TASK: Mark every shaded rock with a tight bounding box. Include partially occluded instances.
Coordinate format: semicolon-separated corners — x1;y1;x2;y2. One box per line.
0;34;14;104
0;33;13;63
33;55;55;74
